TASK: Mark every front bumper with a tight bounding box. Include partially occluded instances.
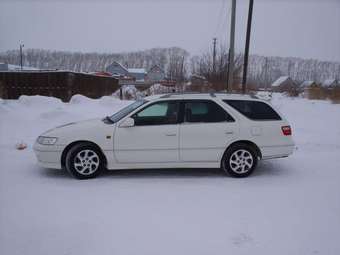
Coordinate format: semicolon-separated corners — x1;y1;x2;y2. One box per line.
33;142;65;169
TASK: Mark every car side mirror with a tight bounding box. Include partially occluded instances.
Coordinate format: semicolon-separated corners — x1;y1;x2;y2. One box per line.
119;117;135;128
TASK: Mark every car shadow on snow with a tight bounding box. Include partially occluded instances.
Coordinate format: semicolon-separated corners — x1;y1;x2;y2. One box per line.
101;160;289;179
38;160;291;179
38;167;70;179
101;168;225;179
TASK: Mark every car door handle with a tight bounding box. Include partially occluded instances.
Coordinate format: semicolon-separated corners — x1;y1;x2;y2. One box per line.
165;133;177;136
225;131;234;135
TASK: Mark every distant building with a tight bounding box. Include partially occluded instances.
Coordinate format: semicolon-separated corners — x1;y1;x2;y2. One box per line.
0;62;39;71
105;62;129;77
190;74;208;85
0;71;119;101
90;71;113;77
105;61;147;83
271;76;297;93
300;80;318;88
127;68;147;82
188;74;210;92
322;79;339;89
301;80;325;99
147;65;165;82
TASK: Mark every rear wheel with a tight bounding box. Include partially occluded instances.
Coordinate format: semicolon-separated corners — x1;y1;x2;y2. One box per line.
221;143;258;177
65;142;104;179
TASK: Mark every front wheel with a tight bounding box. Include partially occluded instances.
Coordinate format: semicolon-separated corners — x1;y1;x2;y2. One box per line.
221;143;258;177
65;142;104;179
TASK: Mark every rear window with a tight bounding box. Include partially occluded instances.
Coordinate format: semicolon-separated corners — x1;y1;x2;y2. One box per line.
223;100;281;120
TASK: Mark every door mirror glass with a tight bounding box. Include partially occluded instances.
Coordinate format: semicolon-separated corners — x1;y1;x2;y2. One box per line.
119;117;135;128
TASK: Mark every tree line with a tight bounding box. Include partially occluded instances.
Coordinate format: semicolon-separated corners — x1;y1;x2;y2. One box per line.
0;47;339;89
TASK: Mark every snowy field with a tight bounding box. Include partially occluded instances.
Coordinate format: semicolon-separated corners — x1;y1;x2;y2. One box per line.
1;94;340;255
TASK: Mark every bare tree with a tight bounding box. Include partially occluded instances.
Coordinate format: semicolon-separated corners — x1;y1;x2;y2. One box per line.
190;44;243;91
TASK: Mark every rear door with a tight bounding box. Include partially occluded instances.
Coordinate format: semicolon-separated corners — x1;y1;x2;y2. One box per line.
179;100;238;162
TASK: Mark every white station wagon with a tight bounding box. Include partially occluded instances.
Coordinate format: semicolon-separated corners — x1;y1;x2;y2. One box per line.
34;93;295;179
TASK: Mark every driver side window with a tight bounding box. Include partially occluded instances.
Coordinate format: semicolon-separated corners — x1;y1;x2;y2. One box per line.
133;101;179;126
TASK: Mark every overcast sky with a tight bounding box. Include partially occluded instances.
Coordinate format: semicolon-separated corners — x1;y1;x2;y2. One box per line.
0;0;339;62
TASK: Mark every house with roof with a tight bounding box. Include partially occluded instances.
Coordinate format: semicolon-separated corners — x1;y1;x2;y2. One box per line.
105;61;147;83
321;79;340;102
105;62;129;77
322;79;339;89
300;80;325;99
128;68;147;82
271;76;297;94
300;80;319;94
147;65;165;82
0;62;39;71
300;80;318;88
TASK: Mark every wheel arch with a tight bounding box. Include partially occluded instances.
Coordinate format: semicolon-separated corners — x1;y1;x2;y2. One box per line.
61;140;107;169
223;140;262;161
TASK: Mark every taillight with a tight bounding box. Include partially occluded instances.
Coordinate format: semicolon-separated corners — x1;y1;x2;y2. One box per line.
281;126;292;136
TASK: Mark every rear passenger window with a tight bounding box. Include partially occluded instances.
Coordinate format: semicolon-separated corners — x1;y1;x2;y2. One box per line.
185;101;234;123
224;100;281;120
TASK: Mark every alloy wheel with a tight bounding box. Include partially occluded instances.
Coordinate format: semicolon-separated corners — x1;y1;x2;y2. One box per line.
229;149;254;174
73;149;100;175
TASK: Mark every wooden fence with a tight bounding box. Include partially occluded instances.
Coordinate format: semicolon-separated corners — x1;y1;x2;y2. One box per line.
0;71;119;102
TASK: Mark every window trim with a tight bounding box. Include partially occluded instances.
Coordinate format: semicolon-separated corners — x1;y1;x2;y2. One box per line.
223;99;282;121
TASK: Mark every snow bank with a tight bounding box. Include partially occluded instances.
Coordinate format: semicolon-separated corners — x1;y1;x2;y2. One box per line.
0;95;130;147
1;93;340;255
255;91;272;101
113;85;144;99
18;95;63;107
143;83;174;95
69;94;95;104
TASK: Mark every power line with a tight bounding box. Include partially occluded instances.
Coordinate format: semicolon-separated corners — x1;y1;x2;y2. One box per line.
214;0;232;47
213;0;228;38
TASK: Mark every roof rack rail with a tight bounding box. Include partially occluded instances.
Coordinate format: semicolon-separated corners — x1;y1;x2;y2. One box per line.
160;92;217;99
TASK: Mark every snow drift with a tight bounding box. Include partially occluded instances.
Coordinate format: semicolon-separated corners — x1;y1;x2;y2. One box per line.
1;93;340;255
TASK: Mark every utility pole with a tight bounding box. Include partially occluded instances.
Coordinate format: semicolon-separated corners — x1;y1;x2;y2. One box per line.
19;44;24;70
242;0;254;94
264;57;268;90
288;60;292;77
212;38;217;74
227;0;236;92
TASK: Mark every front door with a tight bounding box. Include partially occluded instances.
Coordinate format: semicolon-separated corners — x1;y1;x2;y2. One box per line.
114;100;180;163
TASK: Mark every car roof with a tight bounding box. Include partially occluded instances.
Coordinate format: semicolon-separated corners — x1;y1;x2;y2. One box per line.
144;93;263;102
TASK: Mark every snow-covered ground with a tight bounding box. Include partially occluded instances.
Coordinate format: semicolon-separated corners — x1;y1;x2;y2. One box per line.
0;94;340;255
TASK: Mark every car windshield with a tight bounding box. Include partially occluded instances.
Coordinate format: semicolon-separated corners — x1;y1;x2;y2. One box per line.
109;99;147;123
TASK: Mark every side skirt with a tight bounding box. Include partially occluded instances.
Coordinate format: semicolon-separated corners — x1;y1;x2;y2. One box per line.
107;162;220;170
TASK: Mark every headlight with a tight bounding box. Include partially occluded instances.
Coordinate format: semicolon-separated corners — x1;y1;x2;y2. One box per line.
37;136;58;145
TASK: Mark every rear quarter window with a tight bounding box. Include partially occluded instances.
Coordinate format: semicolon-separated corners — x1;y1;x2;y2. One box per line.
223;100;281;120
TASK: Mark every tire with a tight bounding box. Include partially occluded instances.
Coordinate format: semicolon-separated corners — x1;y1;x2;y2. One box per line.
65;142;104;179
221;143;258;177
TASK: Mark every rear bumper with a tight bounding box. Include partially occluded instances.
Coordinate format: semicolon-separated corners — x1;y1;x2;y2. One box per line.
33;142;64;169
260;144;295;160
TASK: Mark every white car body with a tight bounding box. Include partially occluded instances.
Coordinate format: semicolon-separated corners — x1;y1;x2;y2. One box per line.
34;93;295;172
